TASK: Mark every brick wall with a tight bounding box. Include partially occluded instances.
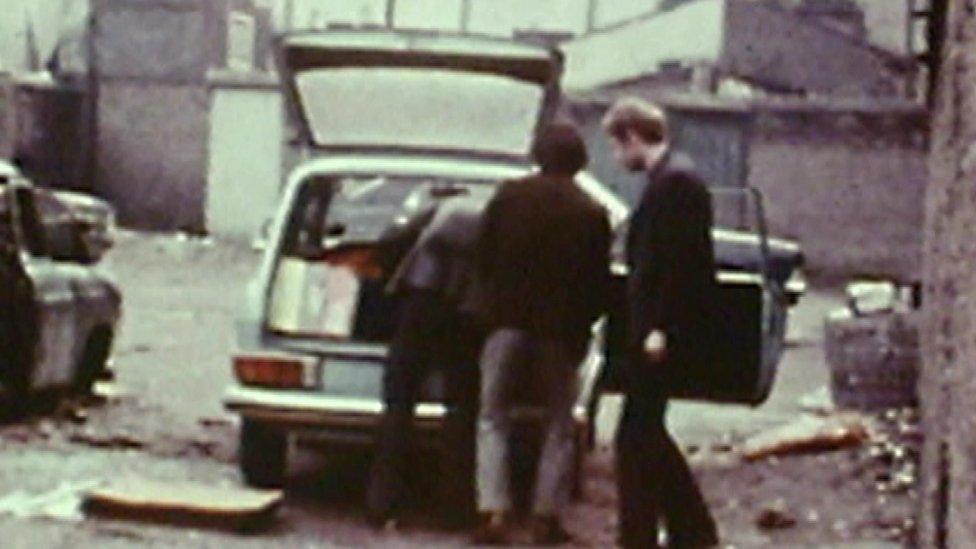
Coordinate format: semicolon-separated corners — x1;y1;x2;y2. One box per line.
90;0;272;231
96;82;209;230
722;0;908;97
747;105;928;282
569;95;928;282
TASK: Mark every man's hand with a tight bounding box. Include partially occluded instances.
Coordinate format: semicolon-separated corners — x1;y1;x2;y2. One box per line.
643;330;667;363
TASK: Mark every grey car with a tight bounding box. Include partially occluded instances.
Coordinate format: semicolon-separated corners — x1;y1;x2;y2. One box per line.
222;30;804;488
0;161;121;402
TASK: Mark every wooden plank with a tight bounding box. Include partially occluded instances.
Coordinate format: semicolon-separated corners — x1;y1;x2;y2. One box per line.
83;480;282;532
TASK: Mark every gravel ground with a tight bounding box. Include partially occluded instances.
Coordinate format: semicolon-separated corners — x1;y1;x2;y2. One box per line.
0;232;915;547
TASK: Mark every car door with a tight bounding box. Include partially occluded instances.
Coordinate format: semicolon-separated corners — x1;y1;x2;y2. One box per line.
601;186;784;406
7;183;80;390
704;186;785;405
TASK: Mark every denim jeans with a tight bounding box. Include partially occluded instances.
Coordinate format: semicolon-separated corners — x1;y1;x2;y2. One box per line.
476;328;580;516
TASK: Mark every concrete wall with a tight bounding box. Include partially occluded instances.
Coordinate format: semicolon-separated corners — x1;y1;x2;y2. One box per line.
561;0;726;90
0;74;13;159
747;104;927;282
9;81;88;191
206;71;283;239
90;0;273;231
918;2;976;545
91;0;216;231
96;82;209;230
722;0;907;97
569;95;928;282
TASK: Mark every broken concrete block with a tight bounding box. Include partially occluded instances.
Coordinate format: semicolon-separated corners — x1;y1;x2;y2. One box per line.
741;414;870;461
798;386;836;416
83;479;282;532
756;506;797;530
845;280;897;316
824;311;920;411
68;431;146;451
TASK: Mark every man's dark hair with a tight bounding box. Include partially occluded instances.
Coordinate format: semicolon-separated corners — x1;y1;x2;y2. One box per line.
531;122;588;176
602;97;667;145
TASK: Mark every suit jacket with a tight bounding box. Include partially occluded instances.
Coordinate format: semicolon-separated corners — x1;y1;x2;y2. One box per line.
380;196;487;316
625;151;718;393
478;174;612;350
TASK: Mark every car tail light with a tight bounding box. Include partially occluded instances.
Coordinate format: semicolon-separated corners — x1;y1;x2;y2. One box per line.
233;353;319;389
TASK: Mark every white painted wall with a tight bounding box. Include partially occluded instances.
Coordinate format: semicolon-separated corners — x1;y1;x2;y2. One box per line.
0;0;88;73
207;83;284;239
561;0;726;90
272;0;658;35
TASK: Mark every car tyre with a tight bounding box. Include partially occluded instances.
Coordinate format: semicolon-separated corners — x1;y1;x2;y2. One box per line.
239;418;288;488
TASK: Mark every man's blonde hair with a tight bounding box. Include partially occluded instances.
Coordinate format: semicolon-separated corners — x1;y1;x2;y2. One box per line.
602;97;668;144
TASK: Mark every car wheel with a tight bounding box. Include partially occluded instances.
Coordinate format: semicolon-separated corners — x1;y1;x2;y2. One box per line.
239;418;288;488
73;328;112;394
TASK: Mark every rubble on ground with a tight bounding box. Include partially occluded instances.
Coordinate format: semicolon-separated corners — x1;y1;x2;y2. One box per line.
741;414;871;461
83;479;282;531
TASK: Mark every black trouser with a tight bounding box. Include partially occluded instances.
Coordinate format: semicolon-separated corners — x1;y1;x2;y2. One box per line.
615;392;718;548
366;290;483;525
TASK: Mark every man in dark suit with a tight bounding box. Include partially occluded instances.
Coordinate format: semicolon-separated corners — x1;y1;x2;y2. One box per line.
603;98;720;548
365;194;487;531
473;122;611;545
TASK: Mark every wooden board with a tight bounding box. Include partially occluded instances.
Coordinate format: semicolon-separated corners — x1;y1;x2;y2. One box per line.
83;480;282;532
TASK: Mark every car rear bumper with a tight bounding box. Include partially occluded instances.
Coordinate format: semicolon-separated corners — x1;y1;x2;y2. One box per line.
223;385;447;432
223;385;592;443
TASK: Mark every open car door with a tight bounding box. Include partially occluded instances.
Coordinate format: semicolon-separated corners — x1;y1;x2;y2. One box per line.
603;186;786;406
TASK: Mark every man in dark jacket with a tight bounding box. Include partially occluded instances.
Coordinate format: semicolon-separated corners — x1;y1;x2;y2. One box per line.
603;98;720;548
365;194;486;530
473;122;611;545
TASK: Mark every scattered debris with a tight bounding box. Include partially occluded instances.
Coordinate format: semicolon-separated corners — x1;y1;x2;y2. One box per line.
37;420;56;439
824;311;919;411
130;344;152;355
741;414;870;461
185;439;219;458
756;505;797;531
0;480;101;522
845;280;897;316
798;386;836;416
198;417;233;429
1;427;34;444
92;382;129;403
68;431;146;451
66;407;89;424
53;401;90;424
83;479;282;532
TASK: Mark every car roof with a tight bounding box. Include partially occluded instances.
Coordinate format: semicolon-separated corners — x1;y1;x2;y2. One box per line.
281;30;556;65
286;154;630;227
287;154;531;184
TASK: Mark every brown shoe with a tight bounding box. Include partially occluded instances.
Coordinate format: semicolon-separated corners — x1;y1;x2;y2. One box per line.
471;512;508;546
530;515;572;546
